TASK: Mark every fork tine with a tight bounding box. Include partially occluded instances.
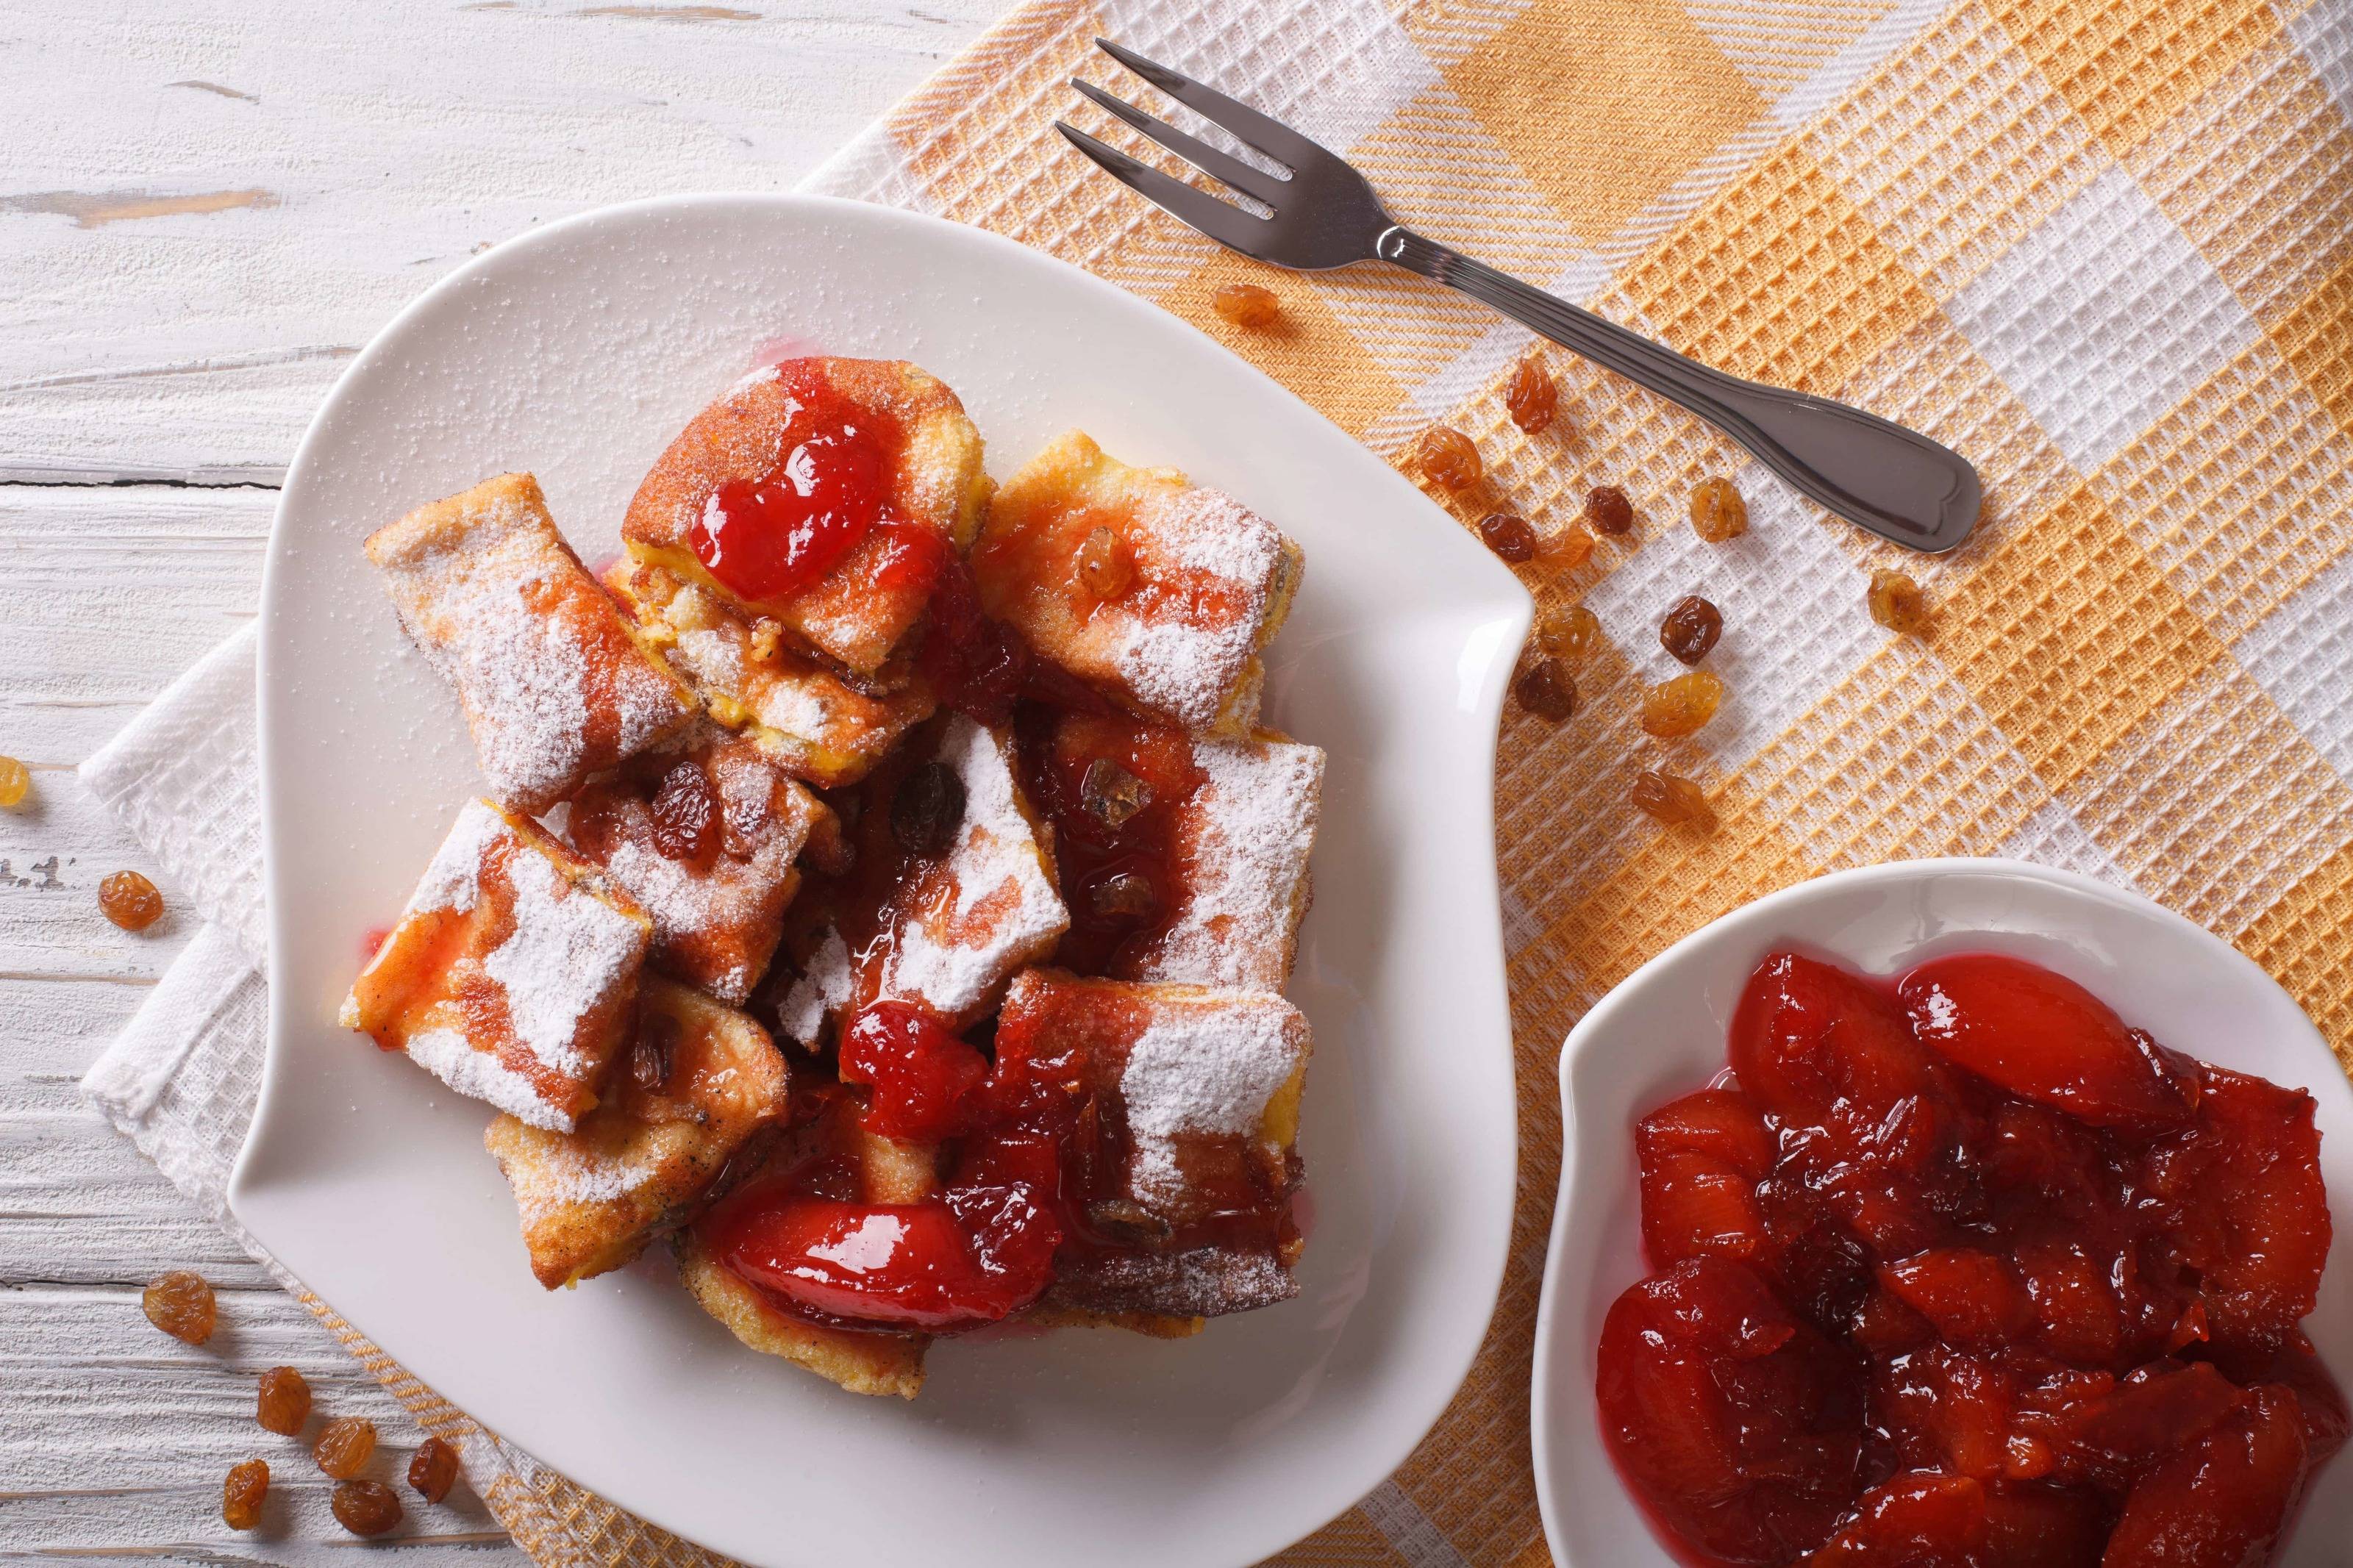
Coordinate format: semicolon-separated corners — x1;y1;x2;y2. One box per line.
1093;37;1331;173
1053;123;1274;257
1069;79;1290;207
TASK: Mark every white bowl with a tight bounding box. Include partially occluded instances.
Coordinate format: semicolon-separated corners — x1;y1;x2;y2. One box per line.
232;194;1529;1568
1531;857;2353;1567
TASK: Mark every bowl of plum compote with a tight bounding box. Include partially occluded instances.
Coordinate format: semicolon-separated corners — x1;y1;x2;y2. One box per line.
1532;859;2353;1568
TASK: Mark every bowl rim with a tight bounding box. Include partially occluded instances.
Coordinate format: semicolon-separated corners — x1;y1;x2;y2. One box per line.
1528;853;2351;1567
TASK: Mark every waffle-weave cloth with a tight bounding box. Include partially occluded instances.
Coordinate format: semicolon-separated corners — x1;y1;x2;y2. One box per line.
78;0;2353;1560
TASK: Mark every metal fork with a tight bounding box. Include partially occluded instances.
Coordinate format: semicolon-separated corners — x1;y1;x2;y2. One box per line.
1057;38;1979;553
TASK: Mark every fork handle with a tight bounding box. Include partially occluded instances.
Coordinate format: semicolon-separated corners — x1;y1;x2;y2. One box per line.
1377;228;1979;552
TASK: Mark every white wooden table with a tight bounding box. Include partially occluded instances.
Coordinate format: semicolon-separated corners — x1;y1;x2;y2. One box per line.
0;4;1003;1556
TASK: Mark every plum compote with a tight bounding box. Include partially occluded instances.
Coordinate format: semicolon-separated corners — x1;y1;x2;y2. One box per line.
1600;949;2342;1567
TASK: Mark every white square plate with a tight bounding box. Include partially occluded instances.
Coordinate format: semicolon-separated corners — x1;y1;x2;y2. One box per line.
1532;858;2353;1567
234;195;1529;1567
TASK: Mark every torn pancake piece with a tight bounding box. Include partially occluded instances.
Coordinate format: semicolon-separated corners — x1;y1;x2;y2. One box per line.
623;357;989;675
485;975;790;1288
776;715;1067;1045
566;726;831;1005
973;431;1302;735
340;799;650;1133
994;970;1312;1319
674;1223;929;1399
604;556;935;789
365;473;696;813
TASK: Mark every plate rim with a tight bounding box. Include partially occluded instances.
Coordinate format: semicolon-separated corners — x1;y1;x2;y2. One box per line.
235;190;1530;1565
1527;853;2353;1567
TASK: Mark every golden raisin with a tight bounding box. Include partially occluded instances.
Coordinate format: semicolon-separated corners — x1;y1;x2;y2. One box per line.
99;870;165;931
1210;282;1282;329
1689;477;1748;543
1502;353;1560;435
142;1270;215;1344
1076;526;1132;599
256;1366;311;1435
315;1416;377;1480
409;1436;460;1503
1631;770;1718;832
1585;485;1635;536
1478;512;1540;564
1415;426;1482;493
1512;659;1578;723
648;759;719;867
1868;569;1932;635
631;1009;677;1093
1659;595;1723;665
223;1459;268;1531
332;1478;403;1537
1533;603;1604;667
1543;526;1596;572
0;755;28;809
1640;668;1727;738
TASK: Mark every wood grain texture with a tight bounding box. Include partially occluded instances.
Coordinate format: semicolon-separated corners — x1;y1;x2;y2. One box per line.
0;1;1002;1555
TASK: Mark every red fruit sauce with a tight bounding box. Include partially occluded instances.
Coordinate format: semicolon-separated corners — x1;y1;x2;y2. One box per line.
688;361;906;605
1599;949;2343;1568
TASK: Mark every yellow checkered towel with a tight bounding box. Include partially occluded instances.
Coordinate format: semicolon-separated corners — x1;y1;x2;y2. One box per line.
325;0;2353;1561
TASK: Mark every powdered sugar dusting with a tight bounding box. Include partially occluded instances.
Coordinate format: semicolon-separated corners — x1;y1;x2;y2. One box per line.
404;1025;573;1133
1113;487;1288;731
405;798;506;917
1118;993;1306;1214
1139;738;1323;990
779;929;852;1046
503;1136;670;1222
482;842;643;1081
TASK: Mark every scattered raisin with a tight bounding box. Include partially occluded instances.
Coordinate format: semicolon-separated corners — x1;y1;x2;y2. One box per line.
1543;527;1596;572
222;1459;268;1531
1210;282;1282;329
99;870;165;931
1658;596;1723;665
0;755;28;809
1478;512;1540;564
648;760;719;866
1503;354;1560;434
1079;758;1151;831
256;1365;312;1435
408;1436;460;1504
890;761;965;856
1076;526;1132;599
1086;1198;1175;1245
630;1009;677;1092
1512;659;1578;722
1640;669;1726;737
1415;426;1482;493
1868;569;1932;634
1689;477;1748;542
1585;485;1635;536
314;1416;377;1480
1088;869;1160;923
1631;770;1718;831
142;1270;215;1344
332;1478;403;1537
1534;603;1604;667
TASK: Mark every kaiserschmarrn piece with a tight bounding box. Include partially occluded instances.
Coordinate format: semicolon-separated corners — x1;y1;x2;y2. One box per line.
675;1225;930;1400
365;473;696;813
973;431;1302;734
777;715;1068;1045
996;970;1312;1319
565;727;830;1005
604;556;935;788
340;799;650;1133
484;976;790;1288
623;357;990;674
1118;729;1323;993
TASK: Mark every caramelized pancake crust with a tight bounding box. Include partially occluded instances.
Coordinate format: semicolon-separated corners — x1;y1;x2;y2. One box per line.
341;800;650;1132
485;977;790;1287
624;358;989;674
675;1227;929;1399
974;432;1301;734
367;473;696;812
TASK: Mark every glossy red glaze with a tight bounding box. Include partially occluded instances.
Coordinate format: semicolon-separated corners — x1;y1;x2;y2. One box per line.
838;1001;987;1142
688;362;901;604
1601;950;2343;1567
